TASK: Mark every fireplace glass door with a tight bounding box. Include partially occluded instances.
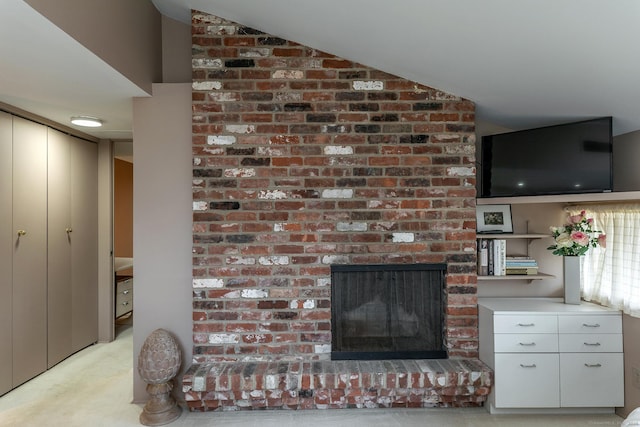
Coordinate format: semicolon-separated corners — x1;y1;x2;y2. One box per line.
331;263;447;360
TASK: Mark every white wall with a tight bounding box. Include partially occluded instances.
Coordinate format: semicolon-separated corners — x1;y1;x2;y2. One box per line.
620;315;640;417
132;83;192;402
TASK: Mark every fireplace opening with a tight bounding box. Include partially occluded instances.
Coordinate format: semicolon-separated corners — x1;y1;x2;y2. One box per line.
331;263;447;360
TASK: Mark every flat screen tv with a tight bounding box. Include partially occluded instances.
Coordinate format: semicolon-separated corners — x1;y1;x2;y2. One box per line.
480;117;613;198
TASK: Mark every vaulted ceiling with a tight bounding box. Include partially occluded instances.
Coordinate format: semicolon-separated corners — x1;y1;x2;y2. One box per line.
152;0;640;136
2;0;640;139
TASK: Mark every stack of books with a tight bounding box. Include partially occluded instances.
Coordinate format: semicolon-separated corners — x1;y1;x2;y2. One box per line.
505;256;539;275
477;238;507;276
477;238;540;277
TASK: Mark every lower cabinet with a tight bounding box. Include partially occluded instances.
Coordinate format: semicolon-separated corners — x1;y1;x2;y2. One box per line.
479;298;624;413
560;353;624;407
115;276;133;318
494;353;559;408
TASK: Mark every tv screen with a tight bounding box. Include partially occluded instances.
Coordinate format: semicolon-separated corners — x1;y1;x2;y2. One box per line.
480;117;613;198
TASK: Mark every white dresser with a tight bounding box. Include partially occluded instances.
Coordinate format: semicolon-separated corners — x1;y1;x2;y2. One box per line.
479;298;623;414
114;257;133;319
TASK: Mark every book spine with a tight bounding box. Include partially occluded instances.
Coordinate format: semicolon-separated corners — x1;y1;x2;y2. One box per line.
497;239;506;276
488;239;494;276
478;239;489;276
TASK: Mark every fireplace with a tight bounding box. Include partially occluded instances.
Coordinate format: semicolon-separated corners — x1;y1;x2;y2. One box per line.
331;263;447;360
184;11;493;411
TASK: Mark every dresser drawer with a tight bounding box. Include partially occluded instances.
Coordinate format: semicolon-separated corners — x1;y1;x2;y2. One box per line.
494;315;557;334
115;276;133;318
559;333;623;353
494;353;560;408
558;314;621;334
494;333;558;353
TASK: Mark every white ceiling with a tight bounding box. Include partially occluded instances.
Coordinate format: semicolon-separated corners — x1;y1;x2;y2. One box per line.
3;0;640;139
0;0;147;140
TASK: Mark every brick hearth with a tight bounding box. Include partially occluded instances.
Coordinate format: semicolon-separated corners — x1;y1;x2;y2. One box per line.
183;359;492;411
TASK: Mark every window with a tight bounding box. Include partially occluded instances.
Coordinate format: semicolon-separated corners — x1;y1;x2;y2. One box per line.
571;204;640;317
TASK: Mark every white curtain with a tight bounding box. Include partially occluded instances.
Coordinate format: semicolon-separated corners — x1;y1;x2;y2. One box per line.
570;204;640;317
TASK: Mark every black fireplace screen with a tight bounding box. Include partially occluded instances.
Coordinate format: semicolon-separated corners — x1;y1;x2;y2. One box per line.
331;263;447;360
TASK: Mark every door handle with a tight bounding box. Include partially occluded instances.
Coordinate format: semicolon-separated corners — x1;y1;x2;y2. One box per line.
17;229;27;236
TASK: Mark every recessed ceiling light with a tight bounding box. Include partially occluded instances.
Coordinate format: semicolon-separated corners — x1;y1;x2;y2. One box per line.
70;116;103;127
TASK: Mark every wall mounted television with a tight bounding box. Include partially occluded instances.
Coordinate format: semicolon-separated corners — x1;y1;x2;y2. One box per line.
480;117;613;198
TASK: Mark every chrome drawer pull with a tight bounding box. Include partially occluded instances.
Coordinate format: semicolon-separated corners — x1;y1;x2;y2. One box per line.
519;364;537;368
122;290;130;295
122;301;129;306
584;342;601;346
517;323;535;327
582;323;600;328
519;342;536;346
584;363;602;368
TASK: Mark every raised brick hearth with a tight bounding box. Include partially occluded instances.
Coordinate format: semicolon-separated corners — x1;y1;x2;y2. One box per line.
187;10;486;410
183;359;492;410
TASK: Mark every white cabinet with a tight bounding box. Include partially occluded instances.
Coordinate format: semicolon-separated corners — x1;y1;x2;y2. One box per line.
494;353;559;408
479;298;623;413
115;276;133;318
560;353;624;407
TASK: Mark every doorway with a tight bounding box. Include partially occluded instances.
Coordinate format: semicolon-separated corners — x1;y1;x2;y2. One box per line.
114;142;133;337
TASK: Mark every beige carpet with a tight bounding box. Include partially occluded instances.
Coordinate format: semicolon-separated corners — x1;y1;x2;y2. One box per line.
0;319;625;426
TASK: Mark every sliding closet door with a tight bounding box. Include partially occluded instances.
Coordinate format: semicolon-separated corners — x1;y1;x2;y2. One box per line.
47;128;72;367
0;112;13;395
70;135;98;352
12;117;47;387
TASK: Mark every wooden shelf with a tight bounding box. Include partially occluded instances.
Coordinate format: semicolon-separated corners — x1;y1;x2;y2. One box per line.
477;191;640;205
476;233;554;282
478;272;554;281
477;233;550;239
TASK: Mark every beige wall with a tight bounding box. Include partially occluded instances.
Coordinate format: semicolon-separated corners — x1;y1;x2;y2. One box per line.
161;15;192;83
620;314;640;417
132;83;192;402
613;130;640;192
25;0;162;93
97;140;114;343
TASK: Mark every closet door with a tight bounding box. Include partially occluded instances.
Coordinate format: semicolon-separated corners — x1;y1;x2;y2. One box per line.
70;135;98;352
0;112;12;395
12;117;47;387
47;130;98;364
47;128;72;367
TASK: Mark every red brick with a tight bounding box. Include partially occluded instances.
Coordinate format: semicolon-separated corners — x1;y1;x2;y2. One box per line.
191;10;477;363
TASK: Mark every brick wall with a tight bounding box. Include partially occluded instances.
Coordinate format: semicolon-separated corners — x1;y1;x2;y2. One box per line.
191;10;478;363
